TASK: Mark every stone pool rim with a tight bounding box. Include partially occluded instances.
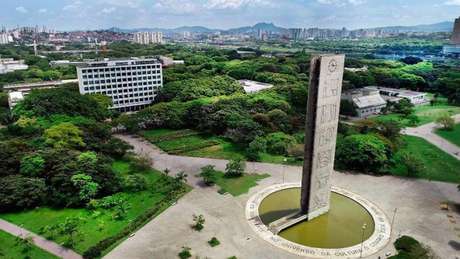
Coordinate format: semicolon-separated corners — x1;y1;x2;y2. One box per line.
245;183;391;258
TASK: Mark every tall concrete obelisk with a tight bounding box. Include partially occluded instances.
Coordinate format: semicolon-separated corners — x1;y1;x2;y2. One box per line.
300;54;345;219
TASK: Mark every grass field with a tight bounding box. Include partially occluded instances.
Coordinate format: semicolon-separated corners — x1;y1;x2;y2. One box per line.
390;136;460;183
0;159;188;256
213;171;269;196
141;129;298;164
374;103;460;127
0;230;58;259
435;123;460;147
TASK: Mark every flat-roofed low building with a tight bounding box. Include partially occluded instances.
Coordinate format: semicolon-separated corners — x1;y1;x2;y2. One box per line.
365;86;428;105
342;88;386;118
76;57;163;112
7;91;24;109
4;79;79;109
0;58;28;74
238;80;274;93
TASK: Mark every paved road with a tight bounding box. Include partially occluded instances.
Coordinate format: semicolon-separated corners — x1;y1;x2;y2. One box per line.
403;114;460;160
0;219;82;259
107;134;460;259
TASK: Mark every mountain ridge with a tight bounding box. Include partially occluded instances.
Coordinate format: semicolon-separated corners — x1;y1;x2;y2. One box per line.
107;21;454;34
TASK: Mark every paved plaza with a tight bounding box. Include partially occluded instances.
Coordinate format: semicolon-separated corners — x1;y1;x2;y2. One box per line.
105;135;460;259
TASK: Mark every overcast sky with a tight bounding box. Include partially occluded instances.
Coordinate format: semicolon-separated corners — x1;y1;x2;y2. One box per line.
1;0;459;31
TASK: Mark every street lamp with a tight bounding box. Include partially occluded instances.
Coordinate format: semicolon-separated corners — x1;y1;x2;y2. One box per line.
282;158;287;183
360;223;367;258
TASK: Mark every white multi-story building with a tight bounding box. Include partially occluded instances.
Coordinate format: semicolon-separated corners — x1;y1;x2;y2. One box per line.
0;33;12;44
133;32;164;45
76;58;163;112
0;58;28;74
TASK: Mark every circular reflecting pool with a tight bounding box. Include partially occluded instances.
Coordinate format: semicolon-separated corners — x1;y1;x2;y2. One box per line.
258;187;375;249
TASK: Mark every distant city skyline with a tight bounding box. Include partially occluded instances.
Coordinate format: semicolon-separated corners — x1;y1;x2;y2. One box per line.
1;0;459;31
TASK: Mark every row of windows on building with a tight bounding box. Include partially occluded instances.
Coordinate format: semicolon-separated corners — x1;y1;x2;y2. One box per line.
360;106;383;114
111;92;157;99
83;79;161;86
82;71;161;79
81;65;160;73
113;97;154;105
83;86;157;92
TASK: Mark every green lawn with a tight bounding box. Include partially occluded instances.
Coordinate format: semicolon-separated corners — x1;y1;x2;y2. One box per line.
140;129;296;164
435;123;460;147
141;129;247;160
213;171;269;196
374;103;460;127
390;136;460;183
0;159;189;256
0;230;58;259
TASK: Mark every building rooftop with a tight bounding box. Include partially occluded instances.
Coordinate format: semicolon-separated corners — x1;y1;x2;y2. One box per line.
353;94;386;109
76;57;161;68
364;86;426;97
4;79;78;90
8;91;24;101
239;80;274;93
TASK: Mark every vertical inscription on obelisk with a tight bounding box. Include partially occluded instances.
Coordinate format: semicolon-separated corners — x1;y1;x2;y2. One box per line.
300;55;345;220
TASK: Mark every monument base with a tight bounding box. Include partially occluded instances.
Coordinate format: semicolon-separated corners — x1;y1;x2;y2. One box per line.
268;206;330;234
246;183;392;258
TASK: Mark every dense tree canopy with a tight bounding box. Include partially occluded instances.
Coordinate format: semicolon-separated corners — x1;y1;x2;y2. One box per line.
13;88;110;120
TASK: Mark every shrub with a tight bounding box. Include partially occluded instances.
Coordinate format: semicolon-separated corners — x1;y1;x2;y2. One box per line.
132;154;152;172
400;152;424;177
267;109;291;132
246;136;267;161
122;174;147;192
225;159;245;178
192;214;205;231
436;114;455;130
391;236;433;259
178;247;192;259
199;165;218;186
336;134;389;173
394;236;421;253
208;237;220;247
265;132;296;155
95;194;127;209
71;174;100;202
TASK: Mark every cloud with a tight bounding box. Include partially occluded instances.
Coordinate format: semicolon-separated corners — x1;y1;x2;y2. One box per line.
97;0;142;8
15;6;28;13
206;0;274;9
153;0;201;15
38;8;48;14
63;0;83;11
444;0;460;5
317;0;365;6
101;7;116;14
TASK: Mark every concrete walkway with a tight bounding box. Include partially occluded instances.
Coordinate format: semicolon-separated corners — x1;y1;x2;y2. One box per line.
0;219;82;259
403;114;460;160
107;134;460;259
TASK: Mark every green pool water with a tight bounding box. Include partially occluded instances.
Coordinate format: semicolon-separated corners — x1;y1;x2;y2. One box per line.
258;188;375;249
